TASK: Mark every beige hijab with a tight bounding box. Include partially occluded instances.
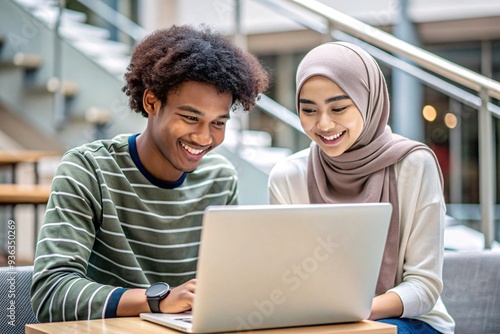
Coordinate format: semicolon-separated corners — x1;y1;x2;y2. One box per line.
296;42;443;295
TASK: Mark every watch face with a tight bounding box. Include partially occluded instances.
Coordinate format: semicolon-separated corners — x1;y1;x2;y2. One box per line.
147;282;170;298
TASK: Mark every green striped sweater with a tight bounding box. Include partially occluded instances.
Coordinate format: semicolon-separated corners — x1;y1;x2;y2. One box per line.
31;134;238;322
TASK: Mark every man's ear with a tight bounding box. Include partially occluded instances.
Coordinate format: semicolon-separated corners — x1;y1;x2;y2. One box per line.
143;89;161;116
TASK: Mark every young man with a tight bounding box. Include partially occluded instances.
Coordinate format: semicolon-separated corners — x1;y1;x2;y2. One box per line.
31;25;269;322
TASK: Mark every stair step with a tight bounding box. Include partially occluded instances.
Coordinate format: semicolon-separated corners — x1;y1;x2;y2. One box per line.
224;129;273;148
59;22;111;41
13;0;58;10
94;55;130;75
0;53;43;70
15;0;87;25
32;7;88;25
85;107;112;124
72;39;131;57
27;77;79;97
239;146;293;173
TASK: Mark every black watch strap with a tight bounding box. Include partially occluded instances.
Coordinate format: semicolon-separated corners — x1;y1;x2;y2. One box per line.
147;297;162;313
146;282;171;313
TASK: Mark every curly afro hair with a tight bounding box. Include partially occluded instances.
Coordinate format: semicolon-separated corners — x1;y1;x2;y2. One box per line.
122;25;269;117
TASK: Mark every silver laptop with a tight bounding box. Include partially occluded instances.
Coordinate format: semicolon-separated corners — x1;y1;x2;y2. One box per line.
140;203;392;333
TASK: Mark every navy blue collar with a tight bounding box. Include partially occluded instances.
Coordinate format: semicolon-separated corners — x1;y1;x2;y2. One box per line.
128;133;187;189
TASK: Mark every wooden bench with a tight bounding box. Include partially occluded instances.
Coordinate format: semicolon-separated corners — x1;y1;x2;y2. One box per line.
0;184;52;249
0;150;60;165
0;150;59;254
0;150;60;183
0;184;51;205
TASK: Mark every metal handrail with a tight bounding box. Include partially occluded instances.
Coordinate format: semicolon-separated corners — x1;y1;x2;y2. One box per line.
254;0;500;116
290;0;500;101
256;95;304;133
333;31;500;118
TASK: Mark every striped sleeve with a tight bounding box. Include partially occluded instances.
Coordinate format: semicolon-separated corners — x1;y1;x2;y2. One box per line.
31;150;116;322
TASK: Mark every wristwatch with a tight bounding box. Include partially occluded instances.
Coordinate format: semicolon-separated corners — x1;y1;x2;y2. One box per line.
145;282;171;313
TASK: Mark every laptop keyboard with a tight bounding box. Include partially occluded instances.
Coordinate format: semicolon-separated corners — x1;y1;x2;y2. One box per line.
176;317;193;324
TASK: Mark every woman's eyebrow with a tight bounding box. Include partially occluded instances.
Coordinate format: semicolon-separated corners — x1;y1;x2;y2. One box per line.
299;98;316;105
325;95;350;104
299;95;350;105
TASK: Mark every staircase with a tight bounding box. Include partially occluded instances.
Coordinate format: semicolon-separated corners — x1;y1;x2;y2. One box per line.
0;0;144;149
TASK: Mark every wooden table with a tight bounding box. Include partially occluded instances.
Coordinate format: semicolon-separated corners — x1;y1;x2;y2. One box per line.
25;317;396;334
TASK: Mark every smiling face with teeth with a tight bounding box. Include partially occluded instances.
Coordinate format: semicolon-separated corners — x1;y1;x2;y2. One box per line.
136;81;232;182
298;75;364;157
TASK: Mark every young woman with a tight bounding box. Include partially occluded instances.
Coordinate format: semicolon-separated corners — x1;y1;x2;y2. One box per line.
268;42;454;334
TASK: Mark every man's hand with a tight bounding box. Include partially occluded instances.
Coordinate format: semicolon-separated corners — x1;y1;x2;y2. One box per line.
160;279;196;313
